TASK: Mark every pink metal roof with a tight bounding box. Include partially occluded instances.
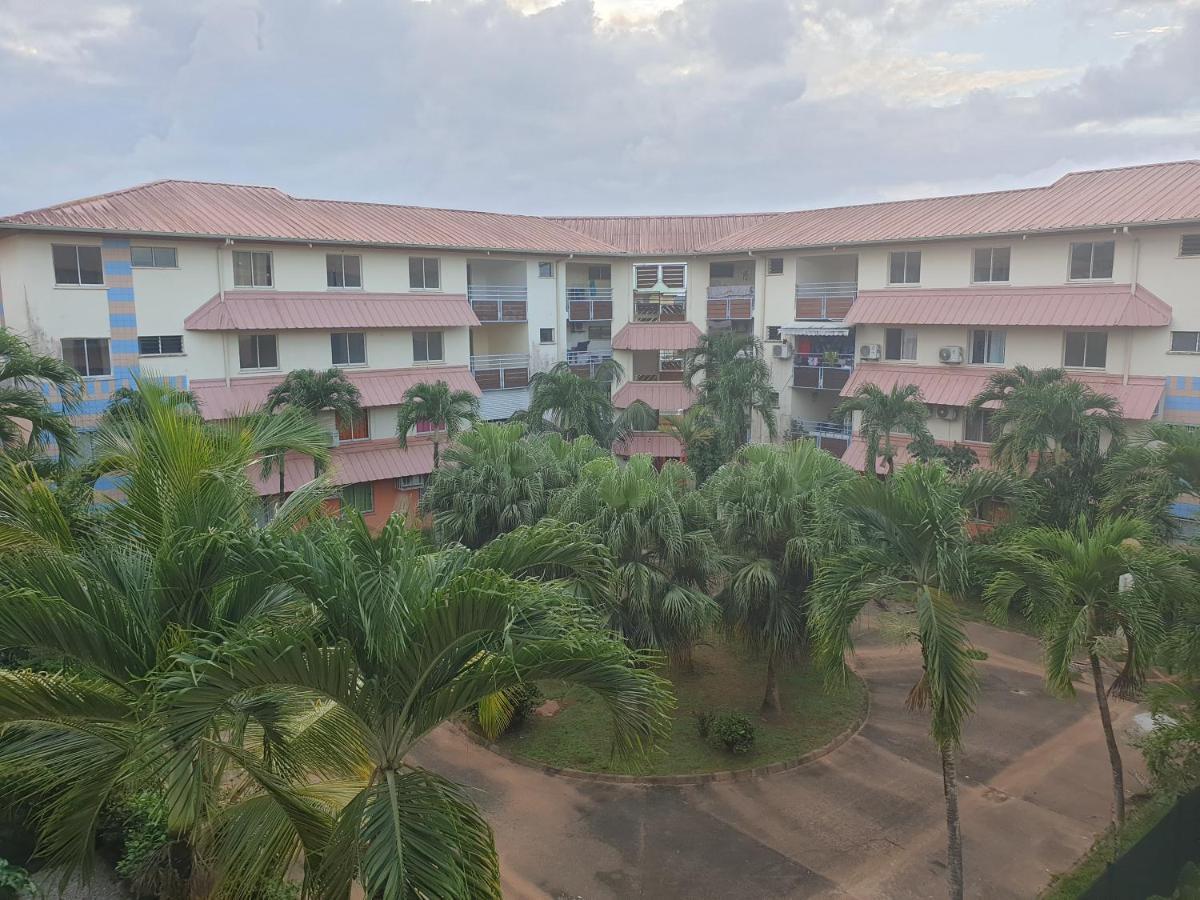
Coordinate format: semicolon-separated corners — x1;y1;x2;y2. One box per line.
191;365;480;419
548;213;777;255
612;431;685;458
702;161;1200;252
841;364;1165;420
840;435;994;474
845;284;1172;329
251;438;436;495
611;381;696;412
611;322;704;351
184;291;479;331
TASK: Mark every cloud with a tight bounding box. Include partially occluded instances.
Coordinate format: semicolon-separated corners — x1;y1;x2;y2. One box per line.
0;0;1197;216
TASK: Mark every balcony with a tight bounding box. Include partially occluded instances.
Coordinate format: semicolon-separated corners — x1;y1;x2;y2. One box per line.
790;418;851;456
634;296;687;323
795;281;857;320
470;353;530;391
566;348;613;379
567;287;614;322
469;285;527;323
707;284;754;321
793;353;854;391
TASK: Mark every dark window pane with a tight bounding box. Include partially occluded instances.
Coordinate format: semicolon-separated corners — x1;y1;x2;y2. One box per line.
424;258;440;289
987;330;1005;364
428;331;443;361
885;328;902;360
973;250;991;283
1084;331;1107;368
252;252;272;287
906;252;920;283
53;245;79;284
409;257;423;289
889;253;906;284
413;332;427;362
77;247;103;284
326;254;343;288
234;252;254;286
347;332;365;363
331;333;347;365
971;330;987;364
138;336;159;355
258;335;278;368
153;247;177;267
1091;241;1114;279
131;246;156;267
239;335;257;368
1069;243;1093;279
89;339;110;375
344;255;362;288
160;335;183;354
991;247;1010;281
1172;331;1200;352
710;262;734;279
1064;332;1087;367
62;339;88;372
767;257;783;275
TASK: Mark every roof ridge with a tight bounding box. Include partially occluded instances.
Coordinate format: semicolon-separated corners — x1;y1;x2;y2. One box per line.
1;179;180;220
1053;158;1200;184
550;211;784;221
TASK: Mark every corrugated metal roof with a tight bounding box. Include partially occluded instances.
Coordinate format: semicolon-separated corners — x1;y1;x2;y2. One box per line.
840;435;994;474
841;363;1165;419
184;291;479;331
611;322;704;351
612;431;684;458
611;381;696;411
251;438;436;495
191;365;480;419
845;284;1172;328
548;213;778;255
702;161;1200;252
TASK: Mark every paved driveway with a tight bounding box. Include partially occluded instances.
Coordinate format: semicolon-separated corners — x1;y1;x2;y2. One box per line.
412;622;1145;899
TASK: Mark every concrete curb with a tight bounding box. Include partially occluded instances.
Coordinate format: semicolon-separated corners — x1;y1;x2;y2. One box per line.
457;674;870;786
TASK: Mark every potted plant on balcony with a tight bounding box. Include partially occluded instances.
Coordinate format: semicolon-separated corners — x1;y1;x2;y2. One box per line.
821;350;841;367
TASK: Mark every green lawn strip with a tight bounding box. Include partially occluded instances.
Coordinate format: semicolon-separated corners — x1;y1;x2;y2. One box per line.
1040;793;1175;900
496;641;867;776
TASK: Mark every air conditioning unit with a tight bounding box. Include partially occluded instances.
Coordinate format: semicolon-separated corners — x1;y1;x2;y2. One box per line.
860;343;882;361
771;342;792;359
939;346;965;364
935;405;960;421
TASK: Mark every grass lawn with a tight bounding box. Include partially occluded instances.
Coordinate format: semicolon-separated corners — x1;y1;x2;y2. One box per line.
495;640;867;776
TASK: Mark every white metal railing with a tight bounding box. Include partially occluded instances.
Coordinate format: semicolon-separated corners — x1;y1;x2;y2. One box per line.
470;353;530;371
468;284;528;302
566;287;614;321
791;418;851;440
470;353;530;391
794;281;858;320
566;286;615;301
795;280;858;299
566;349;612;366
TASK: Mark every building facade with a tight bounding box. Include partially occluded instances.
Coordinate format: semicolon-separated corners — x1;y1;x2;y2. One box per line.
3;162;1200;520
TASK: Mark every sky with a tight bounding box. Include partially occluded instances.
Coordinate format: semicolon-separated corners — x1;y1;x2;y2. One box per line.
1;0;1198;216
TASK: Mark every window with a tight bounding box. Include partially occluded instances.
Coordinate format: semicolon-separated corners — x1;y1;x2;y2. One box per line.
1069;241;1115;280
1064;331;1107;368
1181;235;1200;257
52;244;103;285
1171;331;1200;353
415;419;439;434
326;253;362;288
413;330;443;363
61;338;111;377
336;410;369;442
138;335;184;356
767;257;784;276
888;251;921;285
659;351;684;372
409;257;440;290
586;323;611;341
972;247;1010;283
963;408;997;443
885;327;918;361
766;325;782;341
238;334;279;370
538;327;556;344
710;262;735;279
587;265;610;281
331;332;366;366
396;473;428;495
131;246;178;268
341;482;374;514
970;329;1006;365
233;250;273;287
537;261;554;278
634;263;687;293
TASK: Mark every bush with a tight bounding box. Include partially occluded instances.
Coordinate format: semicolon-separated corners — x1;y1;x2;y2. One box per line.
695;711;714;740
0;858;36;900
709;712;756;754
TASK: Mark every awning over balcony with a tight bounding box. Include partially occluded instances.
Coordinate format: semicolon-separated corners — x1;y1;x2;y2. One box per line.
613;431;684;459
612;322;703;351
781;321;851;337
844;284;1171;328
611;381;696;412
840;435;994;475
185;292;479;331
251;438;436;496
841;364;1165;420
191;365;480;419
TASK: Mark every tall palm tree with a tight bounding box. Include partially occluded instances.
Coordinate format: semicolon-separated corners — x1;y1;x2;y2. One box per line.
265;367;363;494
835;383;931;478
101;382;199;427
706;442;854;714
0;327;82;460
984;516;1196;839
159;516;672;899
395;379;479;469
809;462;1026;900
523;360;623;444
683;332;777;455
551;455;721;666
1101;422;1200;537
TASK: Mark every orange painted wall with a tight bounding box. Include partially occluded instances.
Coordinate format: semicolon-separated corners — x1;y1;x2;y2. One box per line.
325;479;427;532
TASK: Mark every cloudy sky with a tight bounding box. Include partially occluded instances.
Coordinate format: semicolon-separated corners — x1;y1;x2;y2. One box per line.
1;0;1198;216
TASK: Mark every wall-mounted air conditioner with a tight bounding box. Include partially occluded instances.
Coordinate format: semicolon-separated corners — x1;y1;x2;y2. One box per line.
860;344;882;361
935;405;960;421
771;342;792;359
939;346;964;364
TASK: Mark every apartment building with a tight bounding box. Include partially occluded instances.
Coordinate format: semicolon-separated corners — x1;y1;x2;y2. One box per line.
2;162;1200;520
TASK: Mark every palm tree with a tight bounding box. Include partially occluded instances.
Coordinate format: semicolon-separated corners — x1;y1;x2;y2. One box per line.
551;455;721;666
835;383;931;478
0;327;82;460
984;516;1197;839
159;516;672;898
809;462;1027;900
1101;423;1200;537
683;332;777;455
659;406;717;467
706;442;854;714
395;379;479;469
101;382;199;427
265;367;363;495
420;422;605;547
523;360;624;444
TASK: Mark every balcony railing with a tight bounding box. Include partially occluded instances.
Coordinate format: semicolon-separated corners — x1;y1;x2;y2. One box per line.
790;418;851;455
469;284;528;323
634;369;684;383
470;353;530;391
567;287;614;322
566;348;613;379
793;355;854;391
794;281;857;320
706;285;755;320
633;297;687;323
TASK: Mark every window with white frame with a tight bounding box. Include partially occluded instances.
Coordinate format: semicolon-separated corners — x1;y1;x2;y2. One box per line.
633;263;687;293
885;327;917;361
888;251;921;285
138;335;184;356
131;246;178;268
409;257;440;290
659;350;684;373
413;330;443;363
1068;241;1115;280
972;247;1010;283
238;334;279;370
970;329;1006;365
539;327;555;344
52;245;103;285
538;261;554;278
341;482;374;514
1171;331;1200;353
233;250;273;287
331;332;366;366
1064;330;1107;368
767;257;784;275
1181;235;1200;257
336;410;370;442
963;408;997;443
326;253;362;288
62;338;111;376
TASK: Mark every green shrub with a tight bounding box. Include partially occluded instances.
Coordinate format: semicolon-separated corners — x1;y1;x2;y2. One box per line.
110;791;169;889
709;712;756;754
0;857;37;900
695;711;714;740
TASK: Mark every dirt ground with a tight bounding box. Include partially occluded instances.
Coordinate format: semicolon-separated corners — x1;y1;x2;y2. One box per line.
411;621;1146;899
